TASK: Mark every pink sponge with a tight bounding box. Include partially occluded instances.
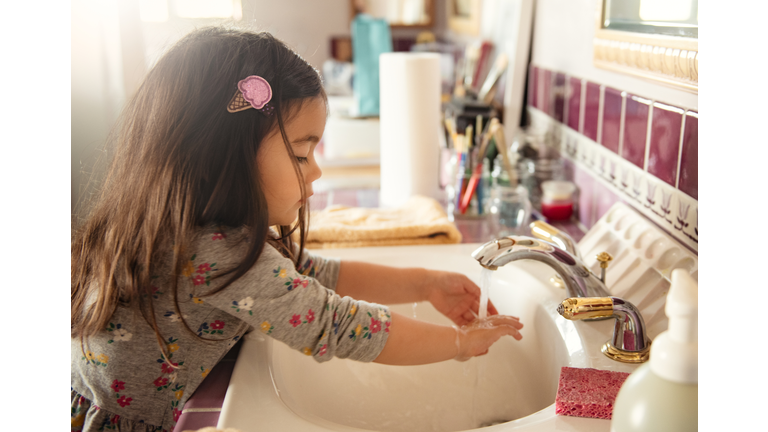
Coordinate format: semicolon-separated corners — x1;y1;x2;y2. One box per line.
555;366;630;420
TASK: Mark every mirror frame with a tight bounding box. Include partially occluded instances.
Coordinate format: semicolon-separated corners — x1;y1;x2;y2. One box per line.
448;0;482;36
351;0;435;29
593;1;698;93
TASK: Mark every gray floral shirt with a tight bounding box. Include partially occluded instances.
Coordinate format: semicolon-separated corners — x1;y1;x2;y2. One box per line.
71;225;390;431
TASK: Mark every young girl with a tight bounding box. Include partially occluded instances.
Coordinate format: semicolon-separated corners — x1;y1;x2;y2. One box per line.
71;27;523;431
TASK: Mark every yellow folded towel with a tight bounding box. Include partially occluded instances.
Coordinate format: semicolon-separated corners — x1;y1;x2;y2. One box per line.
300;195;462;249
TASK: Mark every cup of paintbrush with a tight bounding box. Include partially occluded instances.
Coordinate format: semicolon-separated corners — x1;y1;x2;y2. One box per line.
452;132;466;210
459;121;500;214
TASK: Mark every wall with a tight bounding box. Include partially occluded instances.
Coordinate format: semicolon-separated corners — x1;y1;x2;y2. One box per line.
72;0;146;222
530;0;696;111
71;0;350;218
528;0;698;252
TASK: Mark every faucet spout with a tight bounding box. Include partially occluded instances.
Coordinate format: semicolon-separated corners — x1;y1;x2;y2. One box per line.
471;236;611;299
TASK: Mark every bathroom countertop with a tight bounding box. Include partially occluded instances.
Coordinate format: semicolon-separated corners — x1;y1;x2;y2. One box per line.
175;198;586;430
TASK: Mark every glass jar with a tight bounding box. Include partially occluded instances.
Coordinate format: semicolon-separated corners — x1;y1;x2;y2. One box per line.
541;180;576;220
489;184;532;236
518;158;565;210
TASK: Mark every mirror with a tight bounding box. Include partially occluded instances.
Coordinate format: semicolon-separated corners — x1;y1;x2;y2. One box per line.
594;0;698;93
603;0;697;38
352;0;434;28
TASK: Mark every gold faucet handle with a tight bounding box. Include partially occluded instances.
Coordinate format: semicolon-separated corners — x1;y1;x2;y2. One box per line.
596;252;613;269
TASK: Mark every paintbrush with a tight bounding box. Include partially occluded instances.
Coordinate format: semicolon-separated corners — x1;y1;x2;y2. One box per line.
443;117;456;149
453;133;467;210
459;120;501;214
493;124;516;182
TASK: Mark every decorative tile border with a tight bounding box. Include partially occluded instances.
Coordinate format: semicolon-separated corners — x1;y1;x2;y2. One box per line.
527;64;698;253
530;108;698;253
593;35;698;93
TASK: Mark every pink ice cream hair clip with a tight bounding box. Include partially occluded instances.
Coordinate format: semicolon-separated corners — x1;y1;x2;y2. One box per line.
227;75;274;115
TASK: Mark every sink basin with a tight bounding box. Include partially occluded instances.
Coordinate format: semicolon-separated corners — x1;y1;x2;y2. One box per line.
218;243;641;432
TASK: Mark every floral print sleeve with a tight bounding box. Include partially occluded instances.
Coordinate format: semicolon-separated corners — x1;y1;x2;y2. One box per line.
194;233;389;363
291;242;341;290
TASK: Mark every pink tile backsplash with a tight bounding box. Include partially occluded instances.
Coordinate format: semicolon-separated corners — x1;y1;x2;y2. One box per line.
553;72;566;123
601;87;622;154
529;65;538;110
529;64;697;240
174;411;220;431
678;111;698;199
573;164;595;228
583;82;601;142
648;102;684;187
540;69;552;115
594;179;622;221
567;77;581;131
622;95;650;169
183;361;235;409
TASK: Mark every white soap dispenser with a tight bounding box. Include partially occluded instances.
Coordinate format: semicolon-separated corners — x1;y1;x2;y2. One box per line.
611;269;698;432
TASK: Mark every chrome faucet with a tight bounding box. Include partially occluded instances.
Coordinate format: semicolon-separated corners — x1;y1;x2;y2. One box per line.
471;235;611;299
471;221;651;363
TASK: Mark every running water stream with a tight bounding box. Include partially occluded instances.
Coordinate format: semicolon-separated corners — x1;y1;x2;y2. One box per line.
478;268;494;320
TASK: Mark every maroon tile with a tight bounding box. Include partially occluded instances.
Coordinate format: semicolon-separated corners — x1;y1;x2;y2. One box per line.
567;77;582;131
184;360;236;409
223;338;243;360
593;179;622;221
553;72;566;122
601;87;622;154
175;411;220;431
573;164;595;228
678;111;698;199
540;69;552;115
529;65;538;108
583;82;601;142
622;94;651;169
562;157;576;182
648;102;684;187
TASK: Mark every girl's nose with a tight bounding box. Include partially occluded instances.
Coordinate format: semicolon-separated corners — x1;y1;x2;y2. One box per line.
306;159;322;183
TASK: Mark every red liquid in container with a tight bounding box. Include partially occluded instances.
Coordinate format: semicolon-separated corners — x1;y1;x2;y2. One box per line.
541;201;573;220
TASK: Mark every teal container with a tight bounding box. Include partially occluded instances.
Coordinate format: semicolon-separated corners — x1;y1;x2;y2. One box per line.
351;14;392;117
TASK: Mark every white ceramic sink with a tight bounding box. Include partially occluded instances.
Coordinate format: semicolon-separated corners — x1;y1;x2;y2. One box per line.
218;243;643;432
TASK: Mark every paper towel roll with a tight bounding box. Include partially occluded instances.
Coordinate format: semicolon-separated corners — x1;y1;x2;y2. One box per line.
379;53;441;208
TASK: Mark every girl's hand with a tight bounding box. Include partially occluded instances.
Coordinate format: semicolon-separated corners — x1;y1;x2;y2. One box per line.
425;270;499;326
454;315;524;361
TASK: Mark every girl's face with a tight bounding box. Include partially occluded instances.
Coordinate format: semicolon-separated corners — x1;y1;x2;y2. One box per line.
258;97;325;226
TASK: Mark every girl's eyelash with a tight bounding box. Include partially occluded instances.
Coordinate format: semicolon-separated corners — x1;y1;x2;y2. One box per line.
296;157;309;164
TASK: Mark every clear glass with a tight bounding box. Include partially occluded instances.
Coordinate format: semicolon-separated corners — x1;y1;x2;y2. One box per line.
489;185;532;237
519;158;565;210
443;151;458;216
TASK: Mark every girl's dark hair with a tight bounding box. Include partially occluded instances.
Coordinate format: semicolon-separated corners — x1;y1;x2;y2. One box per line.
71;27;326;359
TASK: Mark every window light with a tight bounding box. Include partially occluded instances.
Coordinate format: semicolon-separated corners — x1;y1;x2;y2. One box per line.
639;0;693;22
139;0;169;22
173;0;242;19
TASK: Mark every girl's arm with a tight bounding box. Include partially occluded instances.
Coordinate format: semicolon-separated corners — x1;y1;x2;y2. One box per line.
335;261;430;304
373;312;523;365
335;261;499;326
